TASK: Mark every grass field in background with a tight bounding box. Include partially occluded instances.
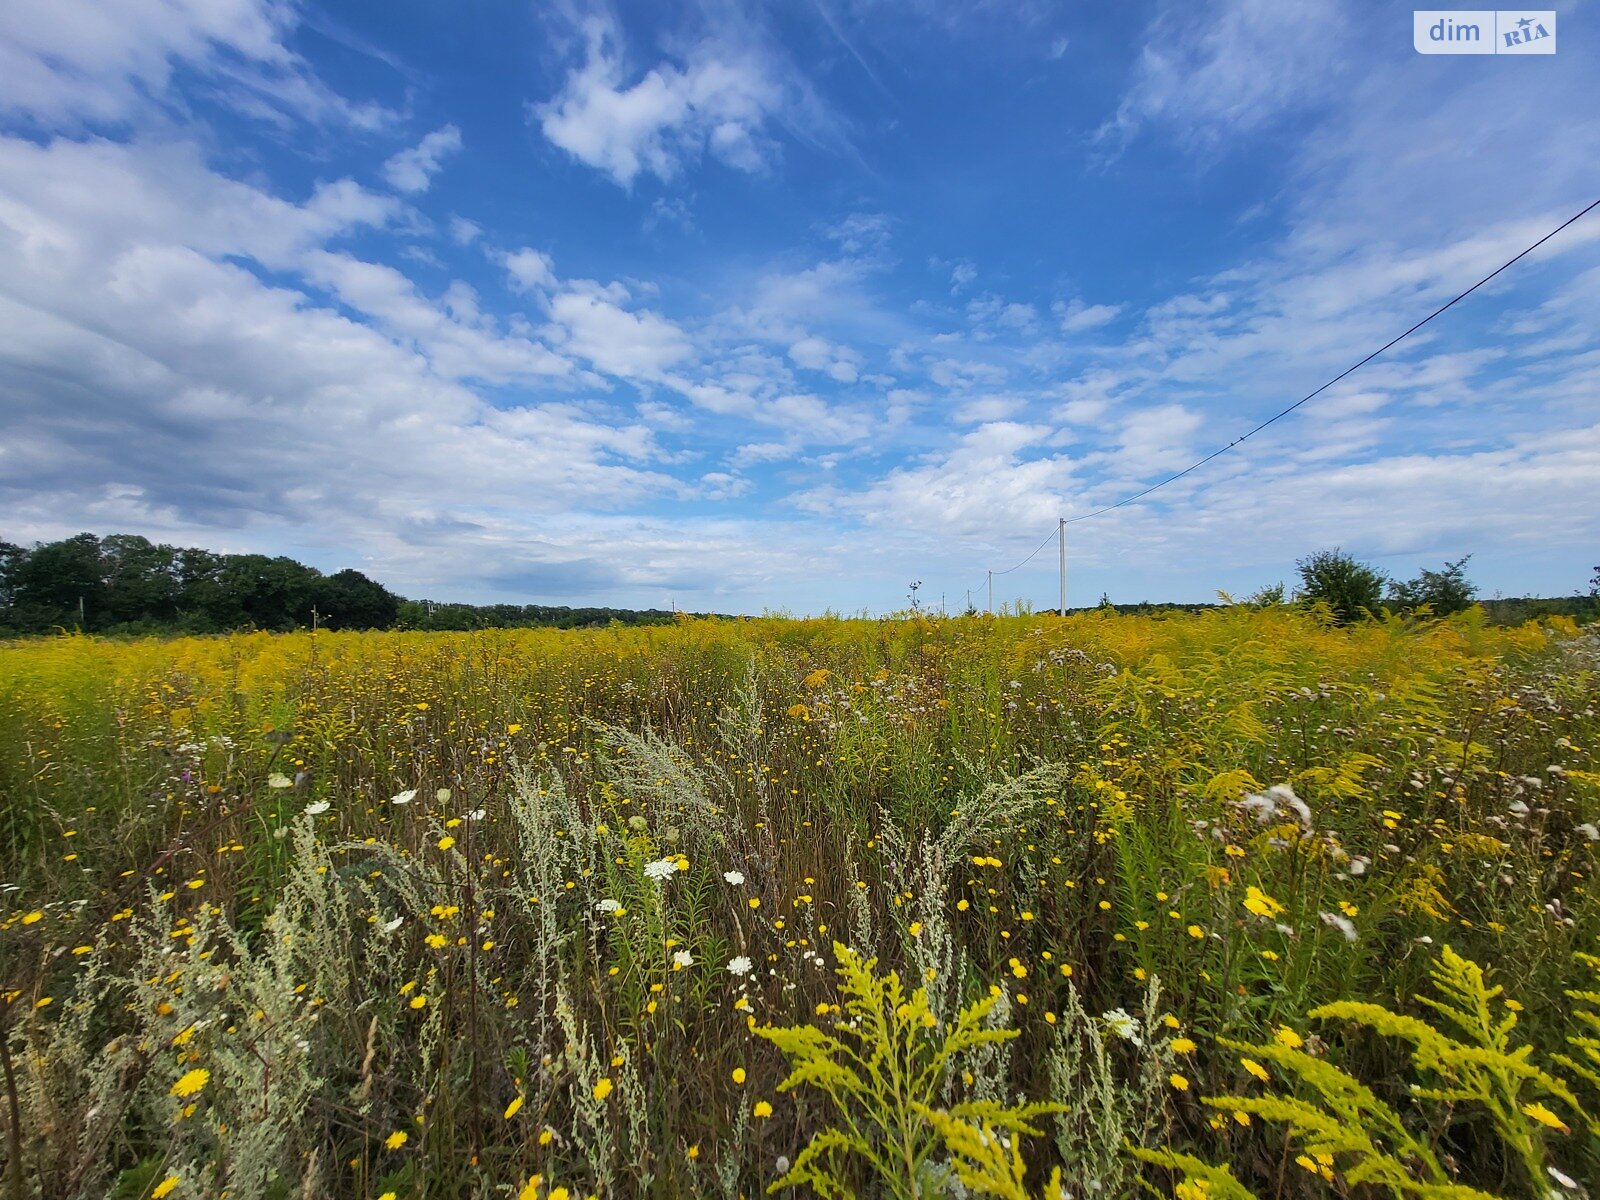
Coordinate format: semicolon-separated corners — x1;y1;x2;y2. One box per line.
1;609;1597;1199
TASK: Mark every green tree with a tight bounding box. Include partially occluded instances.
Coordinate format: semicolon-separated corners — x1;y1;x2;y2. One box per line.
10;532;103;628
1295;548;1386;624
99;534;181;626
215;554;321;630
312;568;400;629
1389;553;1477;618
0;540;23;609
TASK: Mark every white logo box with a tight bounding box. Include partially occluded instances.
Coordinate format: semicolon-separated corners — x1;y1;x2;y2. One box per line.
1414;10;1556;53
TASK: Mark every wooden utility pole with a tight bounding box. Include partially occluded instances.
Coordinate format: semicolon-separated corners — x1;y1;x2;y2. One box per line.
987;570;993;614
1058;518;1066;617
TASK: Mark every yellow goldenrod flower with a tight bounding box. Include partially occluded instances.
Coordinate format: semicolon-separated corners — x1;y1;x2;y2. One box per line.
1521;1102;1569;1132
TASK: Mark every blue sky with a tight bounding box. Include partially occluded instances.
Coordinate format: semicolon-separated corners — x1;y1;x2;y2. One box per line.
0;1;1595;614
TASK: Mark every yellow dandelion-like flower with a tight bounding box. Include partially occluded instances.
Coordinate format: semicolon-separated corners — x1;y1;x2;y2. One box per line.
152;1176;180;1199
437;836;456;851
908;921;923;937
169;1068;210;1098
379;1193;398;1200
385;1130;408;1150
21;911;42;926
1170;1037;1197;1054
504;1095;524;1120
753;1100;773;1118
1242;1058;1270;1082
593;1078;613;1101
1243;887;1284;919
747;898;761;910
1274;1026;1304;1050
517;1176;542;1200
549;1189;570;1200
409;995;427;1010
731;1067;746;1085
1169;1073;1190;1091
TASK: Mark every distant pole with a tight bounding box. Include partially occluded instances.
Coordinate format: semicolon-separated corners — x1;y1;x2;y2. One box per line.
987;570;993;614
1058;518;1066;617
78;595;84;626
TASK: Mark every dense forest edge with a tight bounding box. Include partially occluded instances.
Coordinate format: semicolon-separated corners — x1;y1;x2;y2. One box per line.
1;531;1593;637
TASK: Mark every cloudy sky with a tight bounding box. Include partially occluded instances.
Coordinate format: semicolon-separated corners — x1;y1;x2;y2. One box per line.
0;1;1595;613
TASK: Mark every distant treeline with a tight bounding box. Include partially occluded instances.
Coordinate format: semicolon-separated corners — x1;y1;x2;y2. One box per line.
0;532;1590;637
1073;596;1594;625
0;533;714;636
394;601;719;631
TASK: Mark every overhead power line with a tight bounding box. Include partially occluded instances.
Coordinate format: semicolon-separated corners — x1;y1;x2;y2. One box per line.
962;196;1600;612
1060;196;1600;526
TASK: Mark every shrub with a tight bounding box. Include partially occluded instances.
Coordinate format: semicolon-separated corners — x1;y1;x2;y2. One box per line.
1295;549;1386;624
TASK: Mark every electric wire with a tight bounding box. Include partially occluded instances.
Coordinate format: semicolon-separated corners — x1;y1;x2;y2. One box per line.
965;196;1600;599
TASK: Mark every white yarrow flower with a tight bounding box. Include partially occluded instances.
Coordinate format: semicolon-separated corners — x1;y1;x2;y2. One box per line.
1577;823;1599;842
382;916;404;934
595;899;622;914
1101;1008;1142;1045
727;955;753;976
672;949;694;968
267;773;294;789
644;858;677;882
391;789;416;805
304;800;330;816
723;870;746;885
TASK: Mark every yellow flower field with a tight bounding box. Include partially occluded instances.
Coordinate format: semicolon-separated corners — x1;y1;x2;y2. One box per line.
0;608;1596;1198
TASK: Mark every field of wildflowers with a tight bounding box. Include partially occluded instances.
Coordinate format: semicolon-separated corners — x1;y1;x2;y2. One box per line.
1;607;1597;1199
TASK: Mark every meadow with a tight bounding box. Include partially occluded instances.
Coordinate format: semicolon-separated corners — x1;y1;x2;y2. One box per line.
0;608;1597;1200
